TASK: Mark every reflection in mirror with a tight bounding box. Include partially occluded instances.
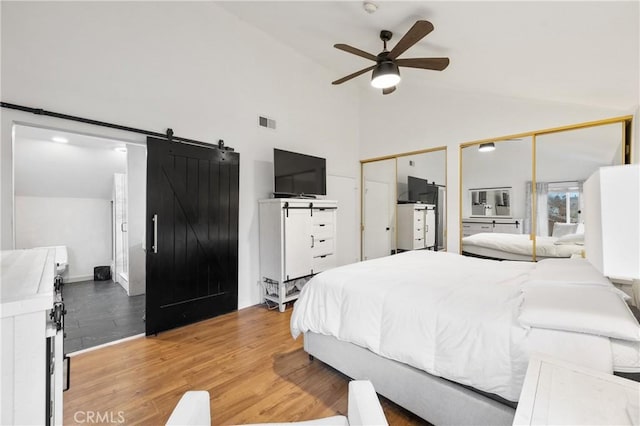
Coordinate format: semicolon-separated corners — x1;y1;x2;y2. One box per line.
362;159;396;260
461;137;533;260
396;150;446;251
535;122;624;258
469;187;511;217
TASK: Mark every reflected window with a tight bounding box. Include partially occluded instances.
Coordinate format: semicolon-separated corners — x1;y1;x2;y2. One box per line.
547;182;581;231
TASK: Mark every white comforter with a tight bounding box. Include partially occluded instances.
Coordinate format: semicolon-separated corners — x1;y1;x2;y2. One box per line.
291;251;612;402
463;233;583;258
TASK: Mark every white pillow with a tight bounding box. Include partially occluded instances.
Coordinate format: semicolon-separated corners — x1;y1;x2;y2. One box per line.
554;232;585;245
530;258;610;286
519;286;640;341
552;222;578;238
525;258;631;300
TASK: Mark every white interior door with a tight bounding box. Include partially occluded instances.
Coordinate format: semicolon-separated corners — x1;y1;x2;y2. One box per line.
363;180;391;260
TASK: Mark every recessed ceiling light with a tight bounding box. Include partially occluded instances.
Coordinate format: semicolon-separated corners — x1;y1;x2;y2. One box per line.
114;147;127;153
51;136;69;144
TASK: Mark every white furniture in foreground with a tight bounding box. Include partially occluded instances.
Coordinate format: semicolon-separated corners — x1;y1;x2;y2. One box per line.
259;199;337;312
0;249;64;426
166;381;388;426
584;164;640;281
514;354;640;425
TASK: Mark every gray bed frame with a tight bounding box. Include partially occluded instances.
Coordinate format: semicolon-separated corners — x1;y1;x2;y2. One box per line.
304;332;516;425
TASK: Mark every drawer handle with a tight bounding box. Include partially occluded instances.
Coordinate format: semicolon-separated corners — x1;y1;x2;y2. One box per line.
319;239;326;243
319;224;326;227
320;255;327;258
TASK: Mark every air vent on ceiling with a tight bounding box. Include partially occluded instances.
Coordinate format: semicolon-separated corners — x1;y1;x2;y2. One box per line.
258;115;276;130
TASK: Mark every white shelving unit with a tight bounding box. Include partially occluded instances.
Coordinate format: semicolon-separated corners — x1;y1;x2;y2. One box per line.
259;199;338;312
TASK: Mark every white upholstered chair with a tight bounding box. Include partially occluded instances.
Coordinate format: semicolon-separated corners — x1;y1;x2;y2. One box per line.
166;380;388;426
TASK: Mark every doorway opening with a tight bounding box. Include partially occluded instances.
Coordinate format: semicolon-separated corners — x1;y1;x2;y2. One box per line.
12;124;147;352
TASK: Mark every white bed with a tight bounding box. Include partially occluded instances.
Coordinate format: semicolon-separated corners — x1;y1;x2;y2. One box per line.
291;251;640;424
462;232;584;260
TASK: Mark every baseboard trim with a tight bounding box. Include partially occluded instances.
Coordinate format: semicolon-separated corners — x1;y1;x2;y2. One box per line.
66;274;94;283
67;333;145;356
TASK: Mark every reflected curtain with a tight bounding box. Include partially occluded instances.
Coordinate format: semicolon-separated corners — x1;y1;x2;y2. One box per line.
524;182;549;236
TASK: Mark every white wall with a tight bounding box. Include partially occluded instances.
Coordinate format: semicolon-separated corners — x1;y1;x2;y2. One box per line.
13;134;127;199
358;85;635;252
127;145;146;296
15;196;112;282
0;2;360;309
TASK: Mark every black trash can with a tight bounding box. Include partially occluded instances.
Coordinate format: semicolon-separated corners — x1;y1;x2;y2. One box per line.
93;266;111;281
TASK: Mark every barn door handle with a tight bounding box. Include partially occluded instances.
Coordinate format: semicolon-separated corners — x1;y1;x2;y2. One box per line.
152;214;158;254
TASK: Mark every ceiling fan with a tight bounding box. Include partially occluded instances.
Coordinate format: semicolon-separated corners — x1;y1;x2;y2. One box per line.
332;20;450;95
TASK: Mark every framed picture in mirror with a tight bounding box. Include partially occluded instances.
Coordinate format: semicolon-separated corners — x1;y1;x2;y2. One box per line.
469;187;512;217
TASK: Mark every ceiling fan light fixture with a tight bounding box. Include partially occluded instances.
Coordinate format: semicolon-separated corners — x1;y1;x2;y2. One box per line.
478;142;496;152
371;61;400;89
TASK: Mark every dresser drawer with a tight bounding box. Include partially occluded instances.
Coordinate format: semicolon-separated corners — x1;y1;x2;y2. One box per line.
312;210;334;225
493;223;522;234
313;254;336;274
313;222;334;239
312;237;334;257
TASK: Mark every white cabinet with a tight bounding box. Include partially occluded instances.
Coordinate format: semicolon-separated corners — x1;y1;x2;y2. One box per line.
1;249;63;426
259;199;337;312
461;218;523;237
397;204;436;251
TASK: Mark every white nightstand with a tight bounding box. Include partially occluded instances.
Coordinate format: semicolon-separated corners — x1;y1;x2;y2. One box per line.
514;354;640;425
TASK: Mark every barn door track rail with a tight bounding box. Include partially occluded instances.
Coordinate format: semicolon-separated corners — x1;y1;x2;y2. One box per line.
1;101;233;151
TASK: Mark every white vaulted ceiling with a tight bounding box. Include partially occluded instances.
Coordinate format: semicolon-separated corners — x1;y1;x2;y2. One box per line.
219;1;639;109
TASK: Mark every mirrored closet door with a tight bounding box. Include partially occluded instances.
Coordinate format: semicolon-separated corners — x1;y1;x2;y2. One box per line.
461;137;533;260
534;121;625;260
361;147;447;260
459;115;632;262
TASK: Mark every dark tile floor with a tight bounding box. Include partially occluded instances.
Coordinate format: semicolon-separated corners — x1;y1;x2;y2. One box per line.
63;279;145;353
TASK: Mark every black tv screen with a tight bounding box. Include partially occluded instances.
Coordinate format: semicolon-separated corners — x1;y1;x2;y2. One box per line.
408;176;438;204
274;149;326;196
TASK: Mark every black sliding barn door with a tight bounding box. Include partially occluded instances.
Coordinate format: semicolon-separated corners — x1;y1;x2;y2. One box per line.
146;137;239;335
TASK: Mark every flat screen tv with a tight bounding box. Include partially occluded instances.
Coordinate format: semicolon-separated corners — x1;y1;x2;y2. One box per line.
408;176;438;204
274;149;326;196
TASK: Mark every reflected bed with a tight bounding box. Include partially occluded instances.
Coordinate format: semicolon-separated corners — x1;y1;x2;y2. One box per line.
462;232;584;261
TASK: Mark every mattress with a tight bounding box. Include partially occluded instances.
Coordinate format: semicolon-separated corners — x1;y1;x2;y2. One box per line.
291;251;617;402
612;338;640;373
462;233;583;260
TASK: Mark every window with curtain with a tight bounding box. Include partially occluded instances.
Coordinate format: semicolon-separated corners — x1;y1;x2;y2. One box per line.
547;182;582;227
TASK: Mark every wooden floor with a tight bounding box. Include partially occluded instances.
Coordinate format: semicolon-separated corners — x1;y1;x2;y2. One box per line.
64;305;428;425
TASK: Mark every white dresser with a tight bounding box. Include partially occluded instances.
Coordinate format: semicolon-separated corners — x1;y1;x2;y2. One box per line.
462;217;523;237
259;199;337;312
397;203;436;250
1;248;63;425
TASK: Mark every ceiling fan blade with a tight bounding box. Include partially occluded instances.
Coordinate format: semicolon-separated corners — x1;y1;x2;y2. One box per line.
332;65;376;85
396;57;450;71
334;44;377;61
382;86;396;95
388;20;434;60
